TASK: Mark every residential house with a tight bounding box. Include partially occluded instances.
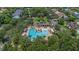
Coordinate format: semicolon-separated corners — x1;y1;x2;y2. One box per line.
34;22;50;27
77;25;79;34
50;19;58;27
12;9;22;19
0;8;7;13
67;22;77;29
64;8;70;12
74;12;79;19
77;22;79;26
63;15;69;20
54;11;65;18
76;21;79;34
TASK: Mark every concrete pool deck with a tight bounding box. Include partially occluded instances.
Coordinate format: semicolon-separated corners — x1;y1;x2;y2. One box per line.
22;26;54;40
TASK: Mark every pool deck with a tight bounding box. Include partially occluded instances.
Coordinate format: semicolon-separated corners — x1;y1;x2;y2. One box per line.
22;26;54;40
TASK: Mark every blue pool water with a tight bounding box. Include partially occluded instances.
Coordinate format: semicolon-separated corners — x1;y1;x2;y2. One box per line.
27;27;48;41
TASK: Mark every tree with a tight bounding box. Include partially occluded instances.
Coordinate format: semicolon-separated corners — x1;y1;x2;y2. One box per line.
69;16;76;21
77;37;79;50
55;30;77;51
43;17;48;23
2;24;12;31
3;42;14;51
48;34;59;51
0;29;6;43
0;15;5;24
30;8;49;17
58;18;64;25
9;20;17;26
33;17;41;23
27;38;48;51
3;16;11;24
17;37;28;51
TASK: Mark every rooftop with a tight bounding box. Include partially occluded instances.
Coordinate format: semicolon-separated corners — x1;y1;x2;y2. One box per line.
74;12;79;19
12;9;22;16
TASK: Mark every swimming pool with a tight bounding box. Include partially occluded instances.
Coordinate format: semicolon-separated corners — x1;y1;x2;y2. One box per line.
27;27;48;41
